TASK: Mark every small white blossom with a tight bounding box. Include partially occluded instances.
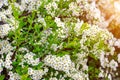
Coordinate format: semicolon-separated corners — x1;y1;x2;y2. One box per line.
74;20;83;36
49;77;58;80
98;68;104;78
109;59;118;71
9;71;20;80
117;54;120;63
114;39;120;48
55;17;65;27
51;44;58;51
108;74;112;80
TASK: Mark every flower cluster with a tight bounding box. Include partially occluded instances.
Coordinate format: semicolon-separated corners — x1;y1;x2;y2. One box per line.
44;55;72;73
8;71;20;80
0;40;13;54
0;59;3;74
0;0;8;8
23;52;40;66
44;54;85;80
4;52;13;70
28;67;48;80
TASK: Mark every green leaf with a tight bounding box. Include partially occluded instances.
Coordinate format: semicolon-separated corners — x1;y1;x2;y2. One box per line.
21;74;29;80
0;75;5;80
80;23;90;34
11;3;21;20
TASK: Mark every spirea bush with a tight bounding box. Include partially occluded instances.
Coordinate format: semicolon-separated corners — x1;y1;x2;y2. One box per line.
0;0;120;80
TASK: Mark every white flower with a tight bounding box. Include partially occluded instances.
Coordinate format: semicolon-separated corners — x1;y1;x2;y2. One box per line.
100;53;109;68
52;2;58;9
114;1;120;13
19;47;29;52
28;68;34;75
117;54;120;63
45;3;52;11
68;72;84;80
51;44;58;51
74;20;83;36
0;59;3;73
37;16;46;26
69;2;80;16
0;0;8;8
49;77;58;80
55;17;65;27
109;59;118;71
114;39;120;48
108;74;112;80
98;68;104;78
108;39;114;46
69;2;77;10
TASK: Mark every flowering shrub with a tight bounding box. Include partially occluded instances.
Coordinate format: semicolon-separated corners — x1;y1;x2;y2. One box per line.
0;0;120;80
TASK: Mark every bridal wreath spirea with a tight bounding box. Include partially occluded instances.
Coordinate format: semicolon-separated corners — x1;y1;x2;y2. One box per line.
0;0;120;80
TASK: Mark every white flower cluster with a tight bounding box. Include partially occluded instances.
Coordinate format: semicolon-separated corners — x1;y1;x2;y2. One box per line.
114;39;120;48
51;44;58;51
14;0;41;12
84;25;113;40
0;40;13;55
0;59;3;74
0;0;8;8
37;15;46;27
45;1;58;17
18;47;29;53
44;55;72;73
8;71;20;80
118;54;120;63
0;5;18;38
79;24;115;58
100;51;109;68
100;52;118;71
58;52;86;79
49;77;58;80
109;59;118;71
75;53;88;74
55;17;69;39
68;0;102;24
67;72;85;80
0;24;16;38
74;19;84;36
44;54;85;80
55;17;65;28
28;67;48;80
85;1;101;24
23;52;40;66
4;52;13;70
69;2;81;16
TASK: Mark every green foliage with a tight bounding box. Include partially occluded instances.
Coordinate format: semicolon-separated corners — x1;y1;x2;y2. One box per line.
0;75;5;80
88;57;100;80
21;74;31;80
80;23;90;35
